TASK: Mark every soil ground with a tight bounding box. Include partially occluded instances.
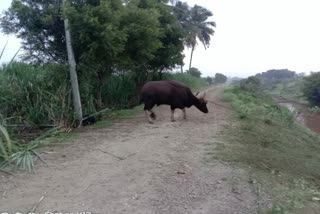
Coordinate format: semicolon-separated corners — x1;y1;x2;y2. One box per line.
0;87;257;214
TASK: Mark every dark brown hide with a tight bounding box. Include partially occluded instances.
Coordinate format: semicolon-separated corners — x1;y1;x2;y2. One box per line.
140;80;208;113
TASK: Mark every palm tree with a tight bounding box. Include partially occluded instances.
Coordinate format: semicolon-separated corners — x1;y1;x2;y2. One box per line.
174;3;216;71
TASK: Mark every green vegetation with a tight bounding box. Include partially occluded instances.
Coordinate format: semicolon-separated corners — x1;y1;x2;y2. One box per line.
187;67;202;78
173;2;216;70
302;72;320;107
0;126;64;173
256;69;296;90
239;76;261;93
0;62;206;172
219;84;320;213
0;62;73;126
214;73;227;84
164;72;207;90
204;73;227;85
0;0;215;124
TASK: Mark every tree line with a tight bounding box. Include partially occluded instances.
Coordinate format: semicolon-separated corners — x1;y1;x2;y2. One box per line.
237;69;320;108
0;0;216;126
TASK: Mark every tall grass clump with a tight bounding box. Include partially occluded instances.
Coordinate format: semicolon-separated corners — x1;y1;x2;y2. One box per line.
0;62;73;126
102;75;139;108
163;72;208;90
0;124;63;173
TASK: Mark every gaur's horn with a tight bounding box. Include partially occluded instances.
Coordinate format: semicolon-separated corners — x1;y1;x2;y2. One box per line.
202;92;207;98
197;92;206;99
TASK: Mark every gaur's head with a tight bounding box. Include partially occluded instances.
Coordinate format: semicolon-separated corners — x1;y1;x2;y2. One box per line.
195;92;209;113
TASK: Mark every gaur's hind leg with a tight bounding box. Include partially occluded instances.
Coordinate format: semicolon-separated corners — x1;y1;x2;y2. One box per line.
182;108;187;119
144;101;156;124
144;110;154;124
149;109;156;120
170;107;175;122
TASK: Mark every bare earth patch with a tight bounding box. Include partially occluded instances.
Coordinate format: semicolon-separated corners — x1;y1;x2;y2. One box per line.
0;87;257;214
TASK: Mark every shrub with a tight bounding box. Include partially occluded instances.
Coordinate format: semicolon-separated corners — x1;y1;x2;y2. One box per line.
187;67;202;78
214;73;227;84
302;72;320;106
240;76;262;93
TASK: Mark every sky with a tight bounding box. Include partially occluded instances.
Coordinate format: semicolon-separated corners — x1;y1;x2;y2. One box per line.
1;0;320;77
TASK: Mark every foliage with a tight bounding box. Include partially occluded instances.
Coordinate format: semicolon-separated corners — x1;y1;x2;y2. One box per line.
101;74;139;109
214;72;227;84
1;0;186;109
256;69;297;90
0;62;73;126
1;0;66;63
173;1;215;69
302;72;320;107
163;72;207;90
187;67;202;78
0;127;63;172
206;76;214;85
0;120;12;161
309;106;320;113
240;76;261;93
220;87;320;213
269;77;306;104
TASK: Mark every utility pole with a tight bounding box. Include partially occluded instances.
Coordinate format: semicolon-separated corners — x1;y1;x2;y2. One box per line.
63;0;83;126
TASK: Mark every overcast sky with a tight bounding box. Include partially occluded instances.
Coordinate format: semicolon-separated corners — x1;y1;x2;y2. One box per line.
1;0;320;77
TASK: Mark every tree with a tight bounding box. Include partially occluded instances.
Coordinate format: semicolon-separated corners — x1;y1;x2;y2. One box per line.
240;76;261;93
255;69;296;89
187;67;201;78
214;73;227;84
302;72;320;106
66;0;127;108
122;0;184;81
1;0;67;63
206;76;213;85
174;2;216;70
1;0;185;110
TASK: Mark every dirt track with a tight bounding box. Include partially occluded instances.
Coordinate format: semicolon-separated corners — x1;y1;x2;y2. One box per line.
0;87;257;214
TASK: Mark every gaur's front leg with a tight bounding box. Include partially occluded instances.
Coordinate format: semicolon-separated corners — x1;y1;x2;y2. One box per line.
182;108;187;119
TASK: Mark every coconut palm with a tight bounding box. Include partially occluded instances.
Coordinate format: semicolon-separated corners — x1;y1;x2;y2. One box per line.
174;3;216;71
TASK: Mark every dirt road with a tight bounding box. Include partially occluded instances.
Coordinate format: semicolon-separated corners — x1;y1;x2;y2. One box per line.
0;87;257;214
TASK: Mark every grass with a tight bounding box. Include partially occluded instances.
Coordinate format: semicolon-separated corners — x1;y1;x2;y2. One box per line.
0;70;207;172
90;105;143;128
269;78;307;104
215;86;320;213
0;126;65;173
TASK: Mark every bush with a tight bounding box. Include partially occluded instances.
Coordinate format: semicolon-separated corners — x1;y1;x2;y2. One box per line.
240;76;262;93
187;67;202;78
102;75;139;109
214;73;227;84
302;72;320;106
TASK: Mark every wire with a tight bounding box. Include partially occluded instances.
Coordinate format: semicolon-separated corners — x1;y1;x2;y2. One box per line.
206;100;298;132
